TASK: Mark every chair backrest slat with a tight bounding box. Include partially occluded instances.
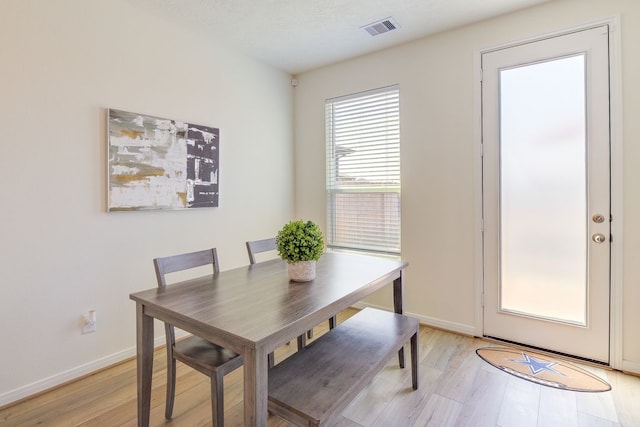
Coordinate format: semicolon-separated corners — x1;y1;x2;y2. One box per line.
246;238;277;264
154;248;219;288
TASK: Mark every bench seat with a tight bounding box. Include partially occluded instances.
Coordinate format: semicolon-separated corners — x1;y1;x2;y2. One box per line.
268;307;419;426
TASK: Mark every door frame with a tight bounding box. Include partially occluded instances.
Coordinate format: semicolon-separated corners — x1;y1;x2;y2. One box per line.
473;16;624;369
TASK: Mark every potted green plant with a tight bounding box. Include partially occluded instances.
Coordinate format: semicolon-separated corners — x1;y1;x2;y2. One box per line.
276;220;324;282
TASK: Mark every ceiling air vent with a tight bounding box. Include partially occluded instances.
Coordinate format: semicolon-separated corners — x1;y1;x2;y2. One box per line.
362;17;399;36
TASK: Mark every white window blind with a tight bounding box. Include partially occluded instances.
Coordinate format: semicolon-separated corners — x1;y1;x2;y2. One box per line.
326;85;400;255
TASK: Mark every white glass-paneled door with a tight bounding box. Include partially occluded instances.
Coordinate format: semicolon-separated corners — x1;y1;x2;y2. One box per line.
481;26;611;363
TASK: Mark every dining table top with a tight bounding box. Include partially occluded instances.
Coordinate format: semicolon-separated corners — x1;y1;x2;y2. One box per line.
130;251;407;352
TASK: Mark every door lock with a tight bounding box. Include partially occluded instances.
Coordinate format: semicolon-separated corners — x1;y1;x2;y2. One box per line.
592;214;606;223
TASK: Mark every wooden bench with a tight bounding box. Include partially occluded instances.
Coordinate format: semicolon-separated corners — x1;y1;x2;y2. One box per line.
268;307;419;426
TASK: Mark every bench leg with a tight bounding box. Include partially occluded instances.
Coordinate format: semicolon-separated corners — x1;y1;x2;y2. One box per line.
410;332;418;390
211;371;224;427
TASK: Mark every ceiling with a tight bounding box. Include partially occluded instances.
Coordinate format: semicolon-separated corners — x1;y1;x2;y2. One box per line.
125;0;552;75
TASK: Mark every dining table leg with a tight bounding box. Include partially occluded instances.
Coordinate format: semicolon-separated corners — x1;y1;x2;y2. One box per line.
393;273;406;368
136;303;154;427
243;344;269;426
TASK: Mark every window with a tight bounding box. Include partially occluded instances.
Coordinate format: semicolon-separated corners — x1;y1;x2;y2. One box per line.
325;85;400;255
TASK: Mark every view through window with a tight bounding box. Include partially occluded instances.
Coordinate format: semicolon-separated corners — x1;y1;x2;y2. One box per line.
325;85;400;255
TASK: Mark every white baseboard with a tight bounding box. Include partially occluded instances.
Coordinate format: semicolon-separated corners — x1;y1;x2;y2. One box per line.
351;302;477;336
622;359;640;375
0;333;178;408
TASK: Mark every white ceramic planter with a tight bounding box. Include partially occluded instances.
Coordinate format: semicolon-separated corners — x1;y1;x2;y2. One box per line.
288;260;316;282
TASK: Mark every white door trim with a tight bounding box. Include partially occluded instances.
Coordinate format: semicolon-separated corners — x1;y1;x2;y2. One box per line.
473;16;623;369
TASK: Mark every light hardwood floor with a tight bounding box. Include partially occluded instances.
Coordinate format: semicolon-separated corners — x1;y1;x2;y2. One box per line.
2;308;639;427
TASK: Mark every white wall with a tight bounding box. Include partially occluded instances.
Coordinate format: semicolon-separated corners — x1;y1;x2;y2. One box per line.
294;0;640;372
0;0;294;404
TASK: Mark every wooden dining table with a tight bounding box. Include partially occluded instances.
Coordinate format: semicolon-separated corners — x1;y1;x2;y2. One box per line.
129;251;408;427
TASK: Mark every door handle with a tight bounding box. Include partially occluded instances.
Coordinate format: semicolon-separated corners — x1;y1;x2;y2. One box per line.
592;233;606;243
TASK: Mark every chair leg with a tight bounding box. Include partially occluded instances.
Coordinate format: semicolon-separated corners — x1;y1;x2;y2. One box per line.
165;351;177;419
268;351;275;368
411;331;419;390
297;333;307;351
329;315;337;329
211;371;224;427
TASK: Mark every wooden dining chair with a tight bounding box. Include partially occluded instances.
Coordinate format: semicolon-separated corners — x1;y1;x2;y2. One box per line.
245;238;337;345
245;237;284;367
154;248;243;427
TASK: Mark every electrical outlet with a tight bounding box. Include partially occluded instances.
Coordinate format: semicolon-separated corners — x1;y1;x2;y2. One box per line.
82;310;96;334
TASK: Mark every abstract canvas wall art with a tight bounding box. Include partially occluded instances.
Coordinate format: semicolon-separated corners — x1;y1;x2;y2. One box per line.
107;109;219;211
